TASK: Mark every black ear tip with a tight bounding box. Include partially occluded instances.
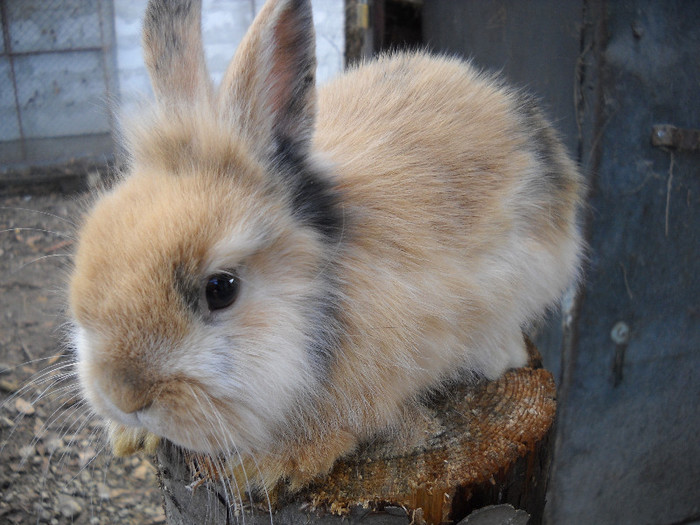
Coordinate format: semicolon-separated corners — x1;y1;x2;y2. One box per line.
285;0;314;27
145;0;200;23
291;0;312;10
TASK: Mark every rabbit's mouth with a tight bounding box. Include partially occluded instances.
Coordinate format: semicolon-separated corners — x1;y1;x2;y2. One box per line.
91;380;143;428
76;362;272;456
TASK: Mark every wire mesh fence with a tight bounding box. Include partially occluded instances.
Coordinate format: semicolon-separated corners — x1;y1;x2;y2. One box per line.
0;0;344;180
0;0;117;171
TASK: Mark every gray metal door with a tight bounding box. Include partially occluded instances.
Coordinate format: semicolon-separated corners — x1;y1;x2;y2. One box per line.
424;1;700;523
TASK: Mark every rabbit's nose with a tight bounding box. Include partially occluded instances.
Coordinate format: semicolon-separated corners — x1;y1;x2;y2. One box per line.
99;365;156;415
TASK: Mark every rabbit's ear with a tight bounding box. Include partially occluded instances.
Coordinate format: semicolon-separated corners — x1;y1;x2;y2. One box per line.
143;0;211;104
217;0;316;161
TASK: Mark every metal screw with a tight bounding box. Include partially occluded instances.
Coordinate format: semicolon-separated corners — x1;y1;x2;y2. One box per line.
610;321;630;345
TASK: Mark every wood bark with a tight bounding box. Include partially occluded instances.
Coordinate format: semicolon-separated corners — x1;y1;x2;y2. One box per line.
156;340;555;524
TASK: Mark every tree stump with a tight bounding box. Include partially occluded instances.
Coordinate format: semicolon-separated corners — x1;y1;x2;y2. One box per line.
156;340;555;525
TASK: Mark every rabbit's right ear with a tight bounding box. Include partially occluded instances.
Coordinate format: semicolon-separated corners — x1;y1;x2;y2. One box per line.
142;0;211;105
216;0;317;162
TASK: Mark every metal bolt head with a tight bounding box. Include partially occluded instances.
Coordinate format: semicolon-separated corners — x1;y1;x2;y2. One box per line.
611;321;630;345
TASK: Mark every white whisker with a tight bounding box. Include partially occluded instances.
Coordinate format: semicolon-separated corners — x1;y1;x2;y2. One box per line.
248;454;274;525
0;206;78;228
187;384;249;521
5;253;74;278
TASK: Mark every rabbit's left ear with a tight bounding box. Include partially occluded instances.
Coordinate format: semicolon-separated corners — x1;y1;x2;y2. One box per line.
217;0;317;161
142;0;211;105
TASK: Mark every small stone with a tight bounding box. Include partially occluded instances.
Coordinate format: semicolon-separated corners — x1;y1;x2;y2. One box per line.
0;416;14;428
96;482;111;501
78;447;97;467
19;445;35;460
0;378;20;393
58;495;82;519
14;398;35;415
45;437;64;455
108;488;131;500
10;462;26;473
459;504;530;525
32;503;51;522
32;418;44;434
132;461;155;481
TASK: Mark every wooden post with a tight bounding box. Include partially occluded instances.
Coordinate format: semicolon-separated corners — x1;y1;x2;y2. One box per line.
156;340;555;524
344;0;374;66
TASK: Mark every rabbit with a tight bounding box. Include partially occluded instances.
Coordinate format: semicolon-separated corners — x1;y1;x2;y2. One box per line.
68;0;585;494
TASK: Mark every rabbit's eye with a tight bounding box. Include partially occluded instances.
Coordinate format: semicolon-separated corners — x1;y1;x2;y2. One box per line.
205;272;240;311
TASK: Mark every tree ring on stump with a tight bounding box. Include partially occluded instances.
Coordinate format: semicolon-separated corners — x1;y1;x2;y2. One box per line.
156;339;556;525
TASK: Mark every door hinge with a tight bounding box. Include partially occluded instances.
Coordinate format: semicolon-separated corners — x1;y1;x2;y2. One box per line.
651;125;700;151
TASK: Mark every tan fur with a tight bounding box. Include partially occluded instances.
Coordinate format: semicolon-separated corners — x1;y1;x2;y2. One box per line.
142;0;211;103
68;0;585;494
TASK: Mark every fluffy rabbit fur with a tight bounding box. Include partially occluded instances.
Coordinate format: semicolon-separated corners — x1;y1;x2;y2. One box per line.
69;0;584;491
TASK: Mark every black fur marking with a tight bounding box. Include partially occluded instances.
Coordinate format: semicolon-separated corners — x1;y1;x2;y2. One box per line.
273;133;345;375
305;289;343;379
517;96;571;195
274;136;344;242
173;265;201;317
270;0;316;149
145;0;197;56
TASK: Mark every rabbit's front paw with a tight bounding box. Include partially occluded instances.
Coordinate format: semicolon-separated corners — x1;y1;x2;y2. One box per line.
108;422;160;456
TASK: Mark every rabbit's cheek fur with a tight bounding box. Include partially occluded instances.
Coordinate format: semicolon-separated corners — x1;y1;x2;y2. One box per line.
69;165;338;454
73;327;141;429
72;268;328;455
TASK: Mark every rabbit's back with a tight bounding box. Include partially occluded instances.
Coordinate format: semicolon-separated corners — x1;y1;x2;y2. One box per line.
312;53;584;386
315;53;581;246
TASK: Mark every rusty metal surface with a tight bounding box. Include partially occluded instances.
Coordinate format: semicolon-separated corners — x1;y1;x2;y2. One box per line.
552;1;700;524
423;1;700;524
652;124;700;151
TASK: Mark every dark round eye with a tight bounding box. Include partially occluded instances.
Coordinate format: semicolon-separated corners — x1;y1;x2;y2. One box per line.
204;272;240;311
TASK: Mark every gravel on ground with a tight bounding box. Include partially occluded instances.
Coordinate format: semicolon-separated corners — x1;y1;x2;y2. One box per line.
0;191;165;524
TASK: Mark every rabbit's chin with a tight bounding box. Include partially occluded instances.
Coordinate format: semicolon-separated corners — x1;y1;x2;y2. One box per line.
79;369;282;457
90;385;277;457
71;278;328;454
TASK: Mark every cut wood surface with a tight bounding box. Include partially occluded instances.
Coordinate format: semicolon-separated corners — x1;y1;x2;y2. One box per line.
157;340;556;525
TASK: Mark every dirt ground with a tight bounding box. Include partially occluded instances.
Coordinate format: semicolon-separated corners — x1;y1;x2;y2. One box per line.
0;190;165;524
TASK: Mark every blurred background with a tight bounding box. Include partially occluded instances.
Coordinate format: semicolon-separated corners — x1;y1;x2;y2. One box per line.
0;0;344;174
1;1;698;524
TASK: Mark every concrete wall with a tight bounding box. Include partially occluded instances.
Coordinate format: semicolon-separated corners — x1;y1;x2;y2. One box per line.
0;0;117;168
113;0;344;120
0;0;344;170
